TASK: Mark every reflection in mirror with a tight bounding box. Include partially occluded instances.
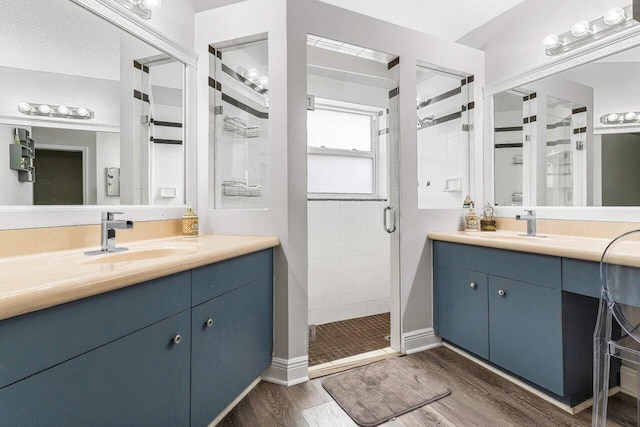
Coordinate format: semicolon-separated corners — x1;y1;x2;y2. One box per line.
417;64;473;209
209;38;269;210
0;0;185;207
493;41;640;207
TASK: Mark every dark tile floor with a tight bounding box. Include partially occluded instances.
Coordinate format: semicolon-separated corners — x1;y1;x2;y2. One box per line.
308;312;390;366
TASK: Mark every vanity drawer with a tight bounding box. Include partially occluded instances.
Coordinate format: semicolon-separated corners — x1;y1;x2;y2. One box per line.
562;258;601;299
0;271;190;390
191;249;273;306
435;242;561;289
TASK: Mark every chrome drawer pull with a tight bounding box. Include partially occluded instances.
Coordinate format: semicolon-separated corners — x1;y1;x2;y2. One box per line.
206;318;214;328
498;289;506;297
470;282;477;289
173;334;182;344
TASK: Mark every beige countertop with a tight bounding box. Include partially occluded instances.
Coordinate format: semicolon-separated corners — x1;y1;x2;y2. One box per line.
0;234;279;322
428;230;613;263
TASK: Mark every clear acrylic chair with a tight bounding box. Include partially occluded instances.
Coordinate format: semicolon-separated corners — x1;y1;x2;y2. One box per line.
593;230;640;426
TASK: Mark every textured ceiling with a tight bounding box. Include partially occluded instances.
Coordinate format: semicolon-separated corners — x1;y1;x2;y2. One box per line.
318;0;527;41
195;0;527;41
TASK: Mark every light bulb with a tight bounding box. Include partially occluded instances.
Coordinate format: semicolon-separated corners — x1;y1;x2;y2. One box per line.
247;68;259;81
607;113;619;122
604;7;626;26
258;76;269;86
38;104;51;114
139;0;161;10
77;107;88;117
57;105;69;115
543;34;561;50
18;102;31;113
571;21;591;37
624;112;637;122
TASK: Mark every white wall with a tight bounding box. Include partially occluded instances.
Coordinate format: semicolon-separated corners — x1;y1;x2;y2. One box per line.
563;62;640;122
0;125;33;205
147;0;196;49
96;132;121;205
0;66;120;130
308;201;391;325
458;0;628;84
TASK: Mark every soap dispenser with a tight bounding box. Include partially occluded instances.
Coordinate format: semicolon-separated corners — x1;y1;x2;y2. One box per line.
182;202;199;238
463;198;478;232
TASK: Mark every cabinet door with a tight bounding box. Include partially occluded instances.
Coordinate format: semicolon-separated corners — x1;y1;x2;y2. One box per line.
191;276;273;427
437;267;489;359
0;310;191;427
489;276;563;395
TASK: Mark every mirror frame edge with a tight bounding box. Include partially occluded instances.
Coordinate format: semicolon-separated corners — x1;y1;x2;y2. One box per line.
482;25;640;222
0;0;199;230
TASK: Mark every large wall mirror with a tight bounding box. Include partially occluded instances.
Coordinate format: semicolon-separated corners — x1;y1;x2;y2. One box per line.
0;0;186;207
492;41;640;207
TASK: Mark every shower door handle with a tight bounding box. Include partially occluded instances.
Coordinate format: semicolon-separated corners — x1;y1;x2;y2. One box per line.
383;206;397;233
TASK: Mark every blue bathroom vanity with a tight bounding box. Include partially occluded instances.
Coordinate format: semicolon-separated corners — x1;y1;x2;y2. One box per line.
433;240;617;407
0;248;273;427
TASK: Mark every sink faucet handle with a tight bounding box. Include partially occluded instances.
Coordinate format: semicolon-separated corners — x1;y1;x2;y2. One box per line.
102;211;124;221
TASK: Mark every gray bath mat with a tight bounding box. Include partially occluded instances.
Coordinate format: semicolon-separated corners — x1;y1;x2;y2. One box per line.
322;356;451;427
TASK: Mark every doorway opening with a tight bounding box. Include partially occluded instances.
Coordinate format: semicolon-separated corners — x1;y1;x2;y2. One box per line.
34;148;85;205
306;35;401;375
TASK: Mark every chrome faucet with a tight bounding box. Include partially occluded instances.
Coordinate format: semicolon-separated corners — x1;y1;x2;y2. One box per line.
85;212;134;255
515;209;536;236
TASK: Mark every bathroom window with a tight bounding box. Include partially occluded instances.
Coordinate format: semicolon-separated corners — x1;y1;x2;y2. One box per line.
307;101;381;198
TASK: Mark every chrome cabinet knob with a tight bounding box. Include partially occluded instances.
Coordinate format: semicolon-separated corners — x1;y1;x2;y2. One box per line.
206;318;214;328
498;289;506;297
470;282;477;289
173;334;182;344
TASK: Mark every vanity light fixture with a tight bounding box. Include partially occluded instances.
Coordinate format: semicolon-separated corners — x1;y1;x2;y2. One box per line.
544;5;636;55
17;102;95;120
600;111;640;125
109;0;162;20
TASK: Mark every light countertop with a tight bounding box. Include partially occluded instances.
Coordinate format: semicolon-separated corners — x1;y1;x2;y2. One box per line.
0;234;279;321
428;230;614;263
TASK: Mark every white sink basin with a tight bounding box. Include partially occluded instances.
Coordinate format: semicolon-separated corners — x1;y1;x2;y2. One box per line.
470;233;575;242
50;242;200;267
82;247;198;265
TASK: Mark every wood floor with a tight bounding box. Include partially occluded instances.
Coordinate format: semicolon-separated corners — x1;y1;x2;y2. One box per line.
219;346;636;427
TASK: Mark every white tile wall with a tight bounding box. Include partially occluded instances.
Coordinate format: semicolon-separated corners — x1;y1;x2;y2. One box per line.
308;200;391;325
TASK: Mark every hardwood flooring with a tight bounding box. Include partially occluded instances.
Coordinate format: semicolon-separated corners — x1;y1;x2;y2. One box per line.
219;346;636;426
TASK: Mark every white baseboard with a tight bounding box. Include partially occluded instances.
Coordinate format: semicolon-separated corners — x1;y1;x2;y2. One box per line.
403;328;441;355
620;364;638;397
262;355;309;386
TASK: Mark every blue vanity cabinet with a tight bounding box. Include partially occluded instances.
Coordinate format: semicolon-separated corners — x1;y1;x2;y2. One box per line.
433;242;564;396
0;248;275;427
434;241;617;405
0;310;191;426
191;249;274;427
436;266;489;359
0;271;191;390
489;276;564;395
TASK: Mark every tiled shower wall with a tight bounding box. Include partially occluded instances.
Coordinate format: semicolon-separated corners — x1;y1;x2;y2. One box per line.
416;74;471;209
308;200;391;325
